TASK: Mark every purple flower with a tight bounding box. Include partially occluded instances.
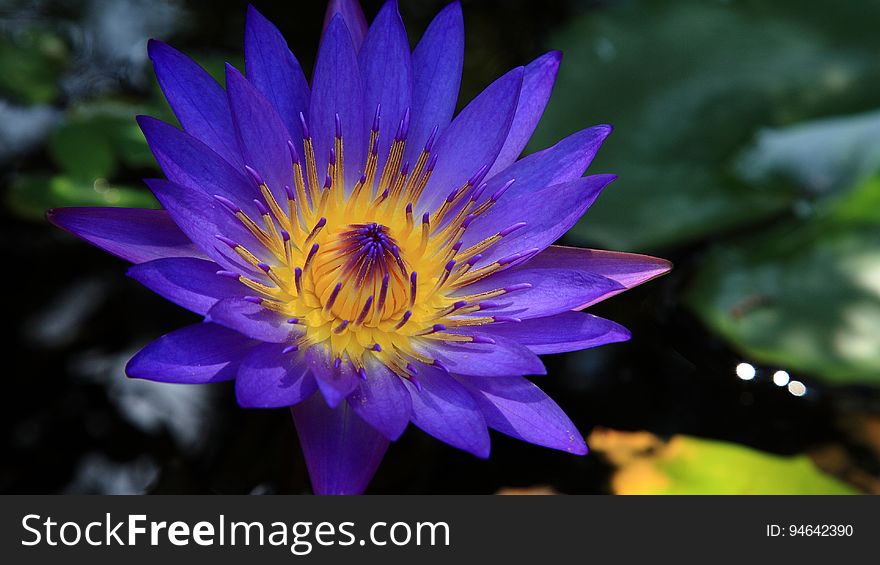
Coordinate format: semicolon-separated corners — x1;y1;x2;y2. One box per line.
48;0;671;494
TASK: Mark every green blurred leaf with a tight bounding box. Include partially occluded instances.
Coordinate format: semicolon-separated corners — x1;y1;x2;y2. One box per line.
0;28;67;104
49;122;117;181
8;174;158;220
534;0;880;250
593;430;857;494
686;222;880;384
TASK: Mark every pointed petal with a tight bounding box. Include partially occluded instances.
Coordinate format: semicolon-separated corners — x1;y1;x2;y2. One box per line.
310;14;366;190
128;257;248;316
126;322;255;383
226;64;293;207
462;175;616;265
291;393;388;495
236;343;317;408
144;178;269;277
453;262;624;320
47;207;202;264
422;332;546;378
147;40;243;169
347;360;411;440
137;116;261;216
359;0;412;175
481;312;630;355
305;346;360;408
322;0;368;51
486;51;561;177
526;246;672;308
206;297;298;343
455;375;587;454
245;5;310;142
406;2;463;164
418;67;523;213
406;363;490;458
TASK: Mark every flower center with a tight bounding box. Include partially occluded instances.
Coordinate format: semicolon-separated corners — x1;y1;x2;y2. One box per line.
214;108;532;380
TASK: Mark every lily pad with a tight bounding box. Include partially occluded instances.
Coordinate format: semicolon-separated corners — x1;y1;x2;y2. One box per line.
590;429;857;494
532;0;880;250
686;222;880;384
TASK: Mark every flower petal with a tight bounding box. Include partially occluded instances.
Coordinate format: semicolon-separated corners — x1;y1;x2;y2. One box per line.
407;363;490;458
480;311;630;355
226;64;293;207
527;246;672;308
462;175;616;265
310;14;366;191
359;0;412;175
456;267;622;320
305;346;360;408
347;359;411;441
405;1;463;164
236;343;317;408
455;375;587;454
126;322;255;384
291;392;388;495
486;51;561;177
206;297;297;343
244;5;310;143
418;67;523;213
137;116;261;216
147;40;243;169
322;0;368;51
127;257;248;316
421;332;546;378
47;207;202;264
144;178;269;276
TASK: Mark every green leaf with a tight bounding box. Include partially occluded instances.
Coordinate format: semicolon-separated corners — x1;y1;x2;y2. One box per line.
533;0;880;250
686;222;880;384
592;430;858;494
49;121;117;181
0;28;67;104
8;174;157;221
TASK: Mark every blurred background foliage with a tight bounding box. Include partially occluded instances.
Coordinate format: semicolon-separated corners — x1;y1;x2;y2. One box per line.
2;0;880;494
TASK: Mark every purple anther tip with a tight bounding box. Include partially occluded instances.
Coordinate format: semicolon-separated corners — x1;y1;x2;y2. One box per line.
299;112;310;139
280;229;291;241
213;194;238;213
493;316;522;324
432;359;448;373
410;271;418;283
401;310;412;321
253;199;269;216
409;375;423;392
329;147;337;165
477;301;499;310
282;344;299;354
315;217;327;228
400;161;410;176
422;212;430;224
426;154;438;171
372;104;381;132
499;222;527;237
452;240;463;252
335;113;342;139
216;270;240;279
287;318;299;325
492;179;516;202
243;296;263;304
215;235;238;248
358;368;368;381
359;172;367;185
333;357;342;370
453;300;468;309
257;262;271;273
424;125;438;152
471;335;496;345
462;214;476;229
445;259;456;272
323;174;332;189
467;254;483;266
432;324;446;333
287;140;300;164
467;163;490;187
497;251;527;266
372;344;382;352
284;184;296;200
406;202;413;213
335;320;349;334
244;165;264;187
504;283;532;293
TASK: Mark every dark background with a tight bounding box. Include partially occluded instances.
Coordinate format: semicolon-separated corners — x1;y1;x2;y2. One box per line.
2;0;879;494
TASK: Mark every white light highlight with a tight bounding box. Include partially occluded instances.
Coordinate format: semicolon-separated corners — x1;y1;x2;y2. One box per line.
788;380;807;397
772;370;790;387
735;362;756;381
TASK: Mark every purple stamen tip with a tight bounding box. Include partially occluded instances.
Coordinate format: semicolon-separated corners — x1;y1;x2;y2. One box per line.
424;125;438;152
426;154;438;171
358;368;368;381
406;202;413;213
282;344;299;354
504;283;532;293
500;222;527;237
372;344;382;352
329;147;337;165
467;254;483;266
315;217;327;228
462;214;476;229
493;316;522;324
410;271;418;284
471;182;488;201
287;318;299;325
335;320;349;334
372;104;381;132
215;235;238;249
359;172;367;185
396;107;411;140
212;194;238;214
280;229;291;241
409;375;423;391
432;359;448;373
421;212;430;225
253;199;269;216
287;140;300;164
299;112;310;139
406;363;419;375
467;164;490;187
323;174;332;189
471;335;496;344
453;300;468;309
478;301;500;310
492;179;516;202
243;296;263;304
216;270;239;279
445;260;456;272
452;241;463;252
244;165;264;187
432;324;446;333
257;262;271;273
400;161;411;176
335;113;342;139
284;184;295;201
333;357;342;370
